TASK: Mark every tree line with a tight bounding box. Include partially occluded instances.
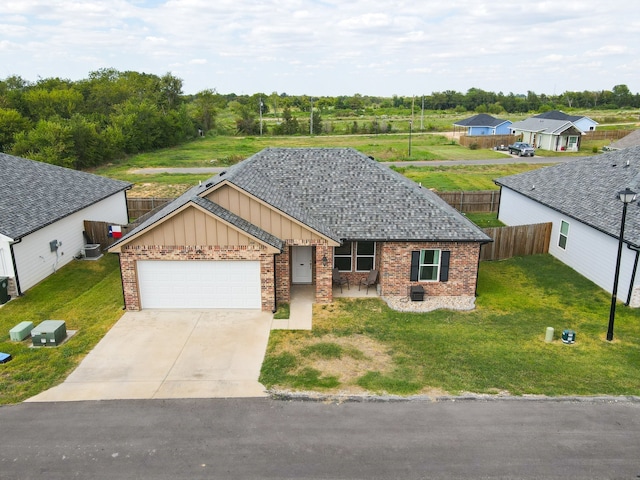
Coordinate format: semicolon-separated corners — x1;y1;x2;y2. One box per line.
1;68;638;169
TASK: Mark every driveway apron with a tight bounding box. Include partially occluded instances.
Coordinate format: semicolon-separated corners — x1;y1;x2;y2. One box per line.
26;310;273;402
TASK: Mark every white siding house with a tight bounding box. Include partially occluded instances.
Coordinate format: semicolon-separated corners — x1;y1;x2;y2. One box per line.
498;188;640;306
0;153;130;299
496;147;640;307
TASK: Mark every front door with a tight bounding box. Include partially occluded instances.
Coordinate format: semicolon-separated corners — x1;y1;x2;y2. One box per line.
292;247;313;284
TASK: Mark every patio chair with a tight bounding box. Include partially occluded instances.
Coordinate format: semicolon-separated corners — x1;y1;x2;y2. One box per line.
332;268;349;293
359;269;378;294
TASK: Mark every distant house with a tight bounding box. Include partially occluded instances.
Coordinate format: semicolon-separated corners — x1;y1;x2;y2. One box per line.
533;110;598;133
109;148;491;315
0;153;131;299
510;117;583;152
495;146;640;307
453;114;512;136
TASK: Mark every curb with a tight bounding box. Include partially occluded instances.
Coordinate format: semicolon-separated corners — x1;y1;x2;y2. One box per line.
268;390;640;404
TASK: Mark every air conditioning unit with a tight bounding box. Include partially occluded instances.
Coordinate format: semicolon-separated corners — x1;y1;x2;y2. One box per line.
83;244;101;259
410;285;425;302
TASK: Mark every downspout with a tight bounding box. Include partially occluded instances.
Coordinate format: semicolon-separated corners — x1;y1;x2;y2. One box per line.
272;253;278;313
9;239;23;296
625;244;640;306
117;253;127;310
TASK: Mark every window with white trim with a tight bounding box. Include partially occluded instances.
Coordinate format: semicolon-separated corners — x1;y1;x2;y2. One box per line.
559;221;569;250
418;249;440;281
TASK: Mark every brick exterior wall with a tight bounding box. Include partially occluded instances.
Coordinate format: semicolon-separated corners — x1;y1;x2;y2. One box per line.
119;244;275;311
379;241;481;297
315;244;332;304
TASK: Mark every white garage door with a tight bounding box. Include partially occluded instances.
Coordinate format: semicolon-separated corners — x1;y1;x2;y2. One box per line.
137;260;261;309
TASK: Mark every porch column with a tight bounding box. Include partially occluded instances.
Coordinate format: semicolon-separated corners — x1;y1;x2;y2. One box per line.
315;245;332;304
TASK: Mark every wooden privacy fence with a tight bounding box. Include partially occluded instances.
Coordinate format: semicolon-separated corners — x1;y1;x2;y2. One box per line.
480;222;552;261
459;134;516;149
436;190;500;213
127;197;174;220
83;220;133;251
127;191;503;219
583;130;632;141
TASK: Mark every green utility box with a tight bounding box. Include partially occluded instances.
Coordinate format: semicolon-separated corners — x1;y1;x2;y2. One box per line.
10;321;34;341
32;320;67;347
0;276;9;304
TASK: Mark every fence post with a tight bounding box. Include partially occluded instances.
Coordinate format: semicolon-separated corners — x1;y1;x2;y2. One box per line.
460;191;464;212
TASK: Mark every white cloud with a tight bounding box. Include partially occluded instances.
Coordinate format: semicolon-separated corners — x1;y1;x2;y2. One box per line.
0;0;638;95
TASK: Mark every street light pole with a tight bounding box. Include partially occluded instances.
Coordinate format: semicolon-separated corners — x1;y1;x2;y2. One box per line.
607;187;637;341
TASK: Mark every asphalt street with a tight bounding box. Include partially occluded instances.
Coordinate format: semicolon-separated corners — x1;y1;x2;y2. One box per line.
1;397;639;479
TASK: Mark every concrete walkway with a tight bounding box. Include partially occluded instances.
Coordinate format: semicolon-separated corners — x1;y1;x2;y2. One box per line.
271;285;314;330
27;309;273;402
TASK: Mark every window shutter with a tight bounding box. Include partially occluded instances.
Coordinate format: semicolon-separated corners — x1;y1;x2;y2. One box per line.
440;251;450;282
410;251;420;281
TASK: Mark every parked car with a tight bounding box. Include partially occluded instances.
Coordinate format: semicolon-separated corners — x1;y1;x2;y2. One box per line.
494;144;509;151
508;142;535;156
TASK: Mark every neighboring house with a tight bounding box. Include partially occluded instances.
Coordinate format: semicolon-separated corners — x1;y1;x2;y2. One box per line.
453;114;512;136
510;117;583;152
606;129;640;151
533;110;598;133
495;146;640;307
0;153;131;298
109;148;492;313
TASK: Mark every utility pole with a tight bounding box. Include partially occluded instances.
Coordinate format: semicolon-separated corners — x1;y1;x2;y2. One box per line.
310;97;313;135
259;97;263;136
421;96;425;131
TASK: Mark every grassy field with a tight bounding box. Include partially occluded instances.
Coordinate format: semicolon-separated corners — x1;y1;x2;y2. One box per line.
0;255;125;405
260;255;640;397
95;133;558;197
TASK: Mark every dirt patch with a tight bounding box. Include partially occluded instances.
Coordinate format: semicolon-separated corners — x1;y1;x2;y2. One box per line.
304;334;393;387
127;183;192;198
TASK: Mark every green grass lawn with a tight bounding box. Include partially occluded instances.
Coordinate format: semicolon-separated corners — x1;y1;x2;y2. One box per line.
0;255;125;405
3;252;639;404
260;255;640;397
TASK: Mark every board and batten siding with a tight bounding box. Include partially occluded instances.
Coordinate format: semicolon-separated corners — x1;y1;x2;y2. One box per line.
12;192;128;292
206;185;324;241
499;187;640;306
127;205;257;247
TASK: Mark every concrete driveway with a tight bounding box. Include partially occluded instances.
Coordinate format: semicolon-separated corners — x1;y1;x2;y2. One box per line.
27;309;273;402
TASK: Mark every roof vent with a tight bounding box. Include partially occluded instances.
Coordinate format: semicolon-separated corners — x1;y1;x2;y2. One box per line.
625;160;630;168
205;182;213;188
219;171;226;177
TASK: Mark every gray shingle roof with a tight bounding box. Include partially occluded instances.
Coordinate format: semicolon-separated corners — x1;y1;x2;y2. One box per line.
121;148;490;245
454;114;510;128
0;153;131;240
608;129;640;150
510;117;580;135
495;146;640;246
533;110;584;123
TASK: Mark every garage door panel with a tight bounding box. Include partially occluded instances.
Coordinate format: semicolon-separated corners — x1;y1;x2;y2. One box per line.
137;260;261;309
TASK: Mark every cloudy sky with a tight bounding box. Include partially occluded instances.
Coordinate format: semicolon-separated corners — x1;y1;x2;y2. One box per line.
1;0;638;97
